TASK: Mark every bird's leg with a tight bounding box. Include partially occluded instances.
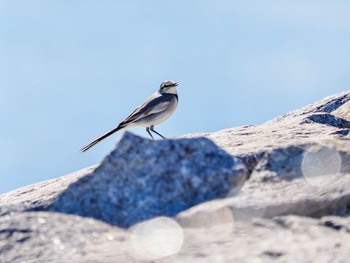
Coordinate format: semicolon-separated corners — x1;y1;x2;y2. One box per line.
150;125;166;139
146;127;154;140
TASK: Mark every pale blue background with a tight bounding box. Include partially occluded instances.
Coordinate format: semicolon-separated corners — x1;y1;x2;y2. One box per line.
1;0;349;193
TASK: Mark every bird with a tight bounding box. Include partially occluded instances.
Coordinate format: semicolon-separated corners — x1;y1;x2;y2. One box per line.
80;80;179;152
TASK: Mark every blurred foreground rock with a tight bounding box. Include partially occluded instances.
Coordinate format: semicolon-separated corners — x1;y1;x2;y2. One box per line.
1;212;349;263
1;91;350;262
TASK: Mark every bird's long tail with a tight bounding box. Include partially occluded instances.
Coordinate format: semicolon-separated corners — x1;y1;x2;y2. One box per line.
80;125;123;152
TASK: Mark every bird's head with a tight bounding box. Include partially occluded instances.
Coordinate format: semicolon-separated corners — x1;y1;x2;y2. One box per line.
159;80;178;94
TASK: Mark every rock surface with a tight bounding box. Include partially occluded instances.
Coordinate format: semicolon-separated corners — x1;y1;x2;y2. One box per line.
1;212;349;263
0;212;131;263
1;91;350;262
0;166;97;217
48;135;247;228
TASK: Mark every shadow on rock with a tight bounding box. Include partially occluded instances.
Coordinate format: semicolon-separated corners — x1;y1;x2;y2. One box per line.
304;113;350;128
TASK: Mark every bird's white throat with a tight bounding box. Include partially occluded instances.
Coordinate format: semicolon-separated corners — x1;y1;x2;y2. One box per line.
165;86;177;95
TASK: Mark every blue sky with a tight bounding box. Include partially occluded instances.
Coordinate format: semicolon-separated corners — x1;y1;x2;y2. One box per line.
0;0;349;193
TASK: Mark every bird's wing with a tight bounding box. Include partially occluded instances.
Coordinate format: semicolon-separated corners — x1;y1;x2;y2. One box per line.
132;100;171;121
120;93;172;125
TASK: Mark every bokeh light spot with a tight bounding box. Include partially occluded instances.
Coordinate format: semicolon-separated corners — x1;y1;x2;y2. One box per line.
301;146;341;186
177;200;234;244
131;217;183;260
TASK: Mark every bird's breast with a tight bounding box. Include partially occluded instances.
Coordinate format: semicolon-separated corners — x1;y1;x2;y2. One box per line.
150;95;178;125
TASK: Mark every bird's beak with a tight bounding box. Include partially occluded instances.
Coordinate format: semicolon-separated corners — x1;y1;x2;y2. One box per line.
175;82;179;86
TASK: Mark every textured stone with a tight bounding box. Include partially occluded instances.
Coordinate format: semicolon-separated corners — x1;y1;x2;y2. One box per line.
200;91;350;172
1;212;350;263
0;212;132;263
169;215;350;263
0;166;96;217
47;134;247;228
195;92;350;222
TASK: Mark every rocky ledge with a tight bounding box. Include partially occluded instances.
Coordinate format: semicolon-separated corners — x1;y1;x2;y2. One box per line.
1;91;350;262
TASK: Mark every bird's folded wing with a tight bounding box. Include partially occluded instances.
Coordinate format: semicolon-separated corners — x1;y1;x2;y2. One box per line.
120;93;171;124
131;101;171;122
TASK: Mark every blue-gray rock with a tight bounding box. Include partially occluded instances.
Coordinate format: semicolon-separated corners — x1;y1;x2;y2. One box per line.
47;134;247;228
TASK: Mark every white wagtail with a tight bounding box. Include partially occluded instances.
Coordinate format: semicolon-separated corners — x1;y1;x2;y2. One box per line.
80;80;179;152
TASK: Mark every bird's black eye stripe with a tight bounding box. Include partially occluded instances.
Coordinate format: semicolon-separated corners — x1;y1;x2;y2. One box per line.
160;82;175;89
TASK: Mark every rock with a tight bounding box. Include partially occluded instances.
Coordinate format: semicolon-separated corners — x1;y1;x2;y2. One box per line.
169;215;350;263
203;91;350;172
0;165;97;217
0;212;132;263
197;91;350;222
1;90;350;262
333;100;350;122
1;212;349;263
47;134;247;228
